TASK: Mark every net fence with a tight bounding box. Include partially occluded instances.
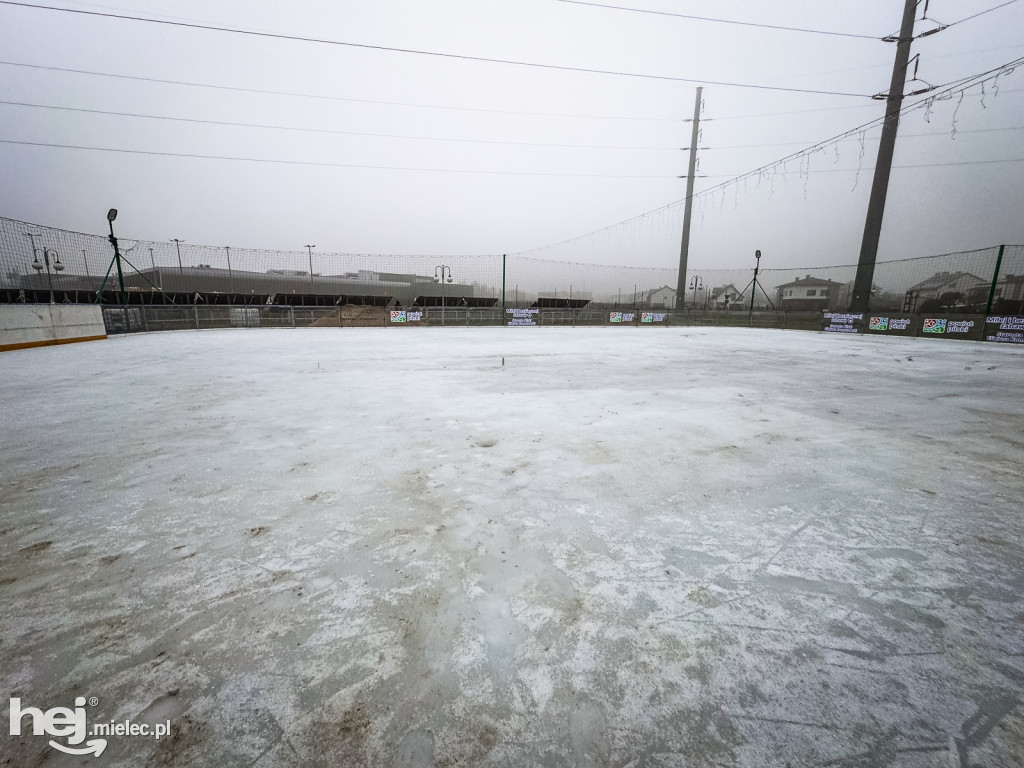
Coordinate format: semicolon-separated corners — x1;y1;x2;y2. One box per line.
2;216;1021;313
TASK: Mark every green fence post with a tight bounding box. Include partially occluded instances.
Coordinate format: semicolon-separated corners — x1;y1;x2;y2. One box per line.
985;244;1005;315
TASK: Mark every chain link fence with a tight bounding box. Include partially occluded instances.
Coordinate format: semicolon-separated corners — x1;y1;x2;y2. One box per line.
3;217;1022;326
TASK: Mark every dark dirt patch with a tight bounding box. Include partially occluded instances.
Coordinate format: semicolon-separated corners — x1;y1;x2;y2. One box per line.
247;526;271;538
101;554;121;565
145;713;206;767
19;541;52;555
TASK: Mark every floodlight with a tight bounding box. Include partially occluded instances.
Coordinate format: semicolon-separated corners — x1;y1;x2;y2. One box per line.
107;209;118;222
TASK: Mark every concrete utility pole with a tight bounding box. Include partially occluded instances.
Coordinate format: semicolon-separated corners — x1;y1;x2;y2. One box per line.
305;245;316;290
850;0;917;313
172;239;185;278
675;86;702;311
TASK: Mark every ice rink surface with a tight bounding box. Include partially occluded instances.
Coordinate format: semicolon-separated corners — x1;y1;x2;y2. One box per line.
2;326;1023;767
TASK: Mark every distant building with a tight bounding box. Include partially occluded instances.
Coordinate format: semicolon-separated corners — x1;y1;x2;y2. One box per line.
645;286;678;309
776;275;844;311
710;284;745;309
833;280;881;310
980;273;1024;313
905;271;987;311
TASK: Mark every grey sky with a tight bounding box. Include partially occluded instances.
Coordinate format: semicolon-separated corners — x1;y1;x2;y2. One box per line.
1;0;1022;270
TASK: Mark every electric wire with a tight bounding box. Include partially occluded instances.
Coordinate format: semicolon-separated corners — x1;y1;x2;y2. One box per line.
948;0;1021;27
4;97;1018;154
0;2;874;96
0;99;683;151
0;140;684;178
0;61;684;123
553;0;883;40
516;55;1024;254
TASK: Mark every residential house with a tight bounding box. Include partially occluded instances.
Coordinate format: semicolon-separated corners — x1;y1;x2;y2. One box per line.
710;284;745;309
645;285;678;309
776;275;844;311
904;271;987;311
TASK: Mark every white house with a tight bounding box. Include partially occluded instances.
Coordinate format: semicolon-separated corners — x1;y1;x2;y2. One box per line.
776;275;844;311
645;286;678;309
710;284;745;309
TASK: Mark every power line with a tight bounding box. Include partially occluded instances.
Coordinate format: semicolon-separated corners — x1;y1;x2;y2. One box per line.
517;56;1024;253
948;0;1022;27
700;125;1024;151
0;139;683;178
0;60;685;123
0;99;685;151
554;0;882;40
0;2;874;97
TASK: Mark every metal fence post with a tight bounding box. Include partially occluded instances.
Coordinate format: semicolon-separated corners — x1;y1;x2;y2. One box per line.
985;244;1005;315
194;304;199;330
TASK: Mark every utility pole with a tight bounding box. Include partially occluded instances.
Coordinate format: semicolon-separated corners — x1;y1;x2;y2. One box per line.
305;245;316;291
850;0;917;313
675;86;702;312
172;239;185;279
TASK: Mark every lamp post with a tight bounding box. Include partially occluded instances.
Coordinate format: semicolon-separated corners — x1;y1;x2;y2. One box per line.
689;274;703;312
171;239;185;279
25;233;64;303
433;265;453;326
104;209;127;307
749;249;762;326
305;245;316;291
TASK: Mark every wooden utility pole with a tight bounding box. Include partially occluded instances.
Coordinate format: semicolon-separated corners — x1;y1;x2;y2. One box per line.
675;87;702;311
850;0;917;312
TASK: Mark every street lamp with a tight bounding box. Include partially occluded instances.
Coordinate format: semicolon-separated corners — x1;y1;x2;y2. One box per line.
305;245;316;291
25;233;64;303
688;274;703;311
433;265;454;325
749;249;762;325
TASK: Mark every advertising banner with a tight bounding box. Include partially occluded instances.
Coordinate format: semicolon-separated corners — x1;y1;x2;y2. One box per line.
984;316;1024;343
822;313;863;333
506;308;538;326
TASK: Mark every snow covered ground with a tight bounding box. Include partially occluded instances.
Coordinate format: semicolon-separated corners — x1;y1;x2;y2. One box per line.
1;326;1022;767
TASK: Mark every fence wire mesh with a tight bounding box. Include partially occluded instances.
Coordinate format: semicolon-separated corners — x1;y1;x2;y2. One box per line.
2;216;1022;315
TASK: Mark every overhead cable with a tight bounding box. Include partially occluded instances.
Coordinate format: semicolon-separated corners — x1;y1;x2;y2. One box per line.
0;140;683;178
0;2;873;96
554;0;882;40
0;100;685;151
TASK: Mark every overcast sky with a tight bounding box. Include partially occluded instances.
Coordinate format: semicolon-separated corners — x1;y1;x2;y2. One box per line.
1;0;1022;270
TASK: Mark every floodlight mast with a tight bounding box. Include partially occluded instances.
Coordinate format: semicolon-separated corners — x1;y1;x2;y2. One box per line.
748;250;761;326
105;209;127;307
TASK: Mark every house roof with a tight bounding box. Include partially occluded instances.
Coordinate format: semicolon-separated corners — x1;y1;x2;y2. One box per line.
776;275;844;289
908;271;986;291
711;284;741;297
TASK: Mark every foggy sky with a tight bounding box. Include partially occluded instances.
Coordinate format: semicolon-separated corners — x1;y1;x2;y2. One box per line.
1;0;1022;270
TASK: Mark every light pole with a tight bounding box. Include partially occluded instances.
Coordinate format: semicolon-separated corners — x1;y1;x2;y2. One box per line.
105;209;127;307
434;265;453;326
171;238;185;278
688;274;703;311
305;245;316;291
25;233;64;303
749;249;762;326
